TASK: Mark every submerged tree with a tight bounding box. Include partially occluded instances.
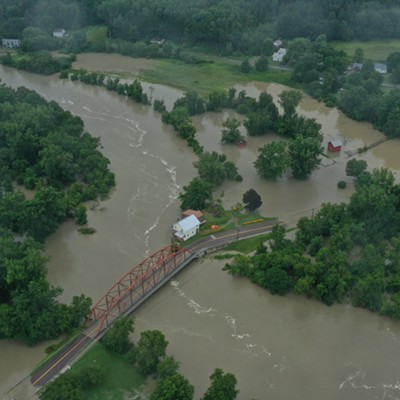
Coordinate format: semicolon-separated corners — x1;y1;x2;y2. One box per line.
221;118;244;144
254;140;288;180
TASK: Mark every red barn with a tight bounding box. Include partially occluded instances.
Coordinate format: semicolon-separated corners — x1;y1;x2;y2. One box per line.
328;139;342;152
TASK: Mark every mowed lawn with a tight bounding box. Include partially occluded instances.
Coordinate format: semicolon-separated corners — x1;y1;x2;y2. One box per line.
332;40;400;62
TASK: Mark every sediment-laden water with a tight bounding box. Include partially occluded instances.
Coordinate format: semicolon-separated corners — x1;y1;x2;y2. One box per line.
1;55;400;399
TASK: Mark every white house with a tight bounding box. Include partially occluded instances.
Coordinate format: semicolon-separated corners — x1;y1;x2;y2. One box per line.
351;62;387;74
374;63;387;74
272;48;287;62
53;29;67;38
2;39;21;48
172;215;201;241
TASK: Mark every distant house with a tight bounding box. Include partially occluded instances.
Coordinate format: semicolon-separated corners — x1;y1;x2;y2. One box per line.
351;62;363;71
374;63;387;74
351;62;387;74
328;139;342;152
2;39;21;48
181;209;204;223
172;215;201;241
150;38;165;45
272;48;287;62
53;29;67;38
273;39;283;48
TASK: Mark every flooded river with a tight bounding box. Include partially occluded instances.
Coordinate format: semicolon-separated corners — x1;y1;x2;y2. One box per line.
1;54;400;399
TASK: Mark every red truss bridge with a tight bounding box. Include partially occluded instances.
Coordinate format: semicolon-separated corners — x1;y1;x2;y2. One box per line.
86;244;194;336
31;244;195;388
30;220;279;388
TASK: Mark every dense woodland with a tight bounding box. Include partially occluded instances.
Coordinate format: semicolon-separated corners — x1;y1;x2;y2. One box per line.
224;168;400;319
0;85;115;344
3;0;400;53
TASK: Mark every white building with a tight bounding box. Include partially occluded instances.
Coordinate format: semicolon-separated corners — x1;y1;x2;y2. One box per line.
272;48;287;62
53;29;67;38
2;39;21;48
172;215;201;241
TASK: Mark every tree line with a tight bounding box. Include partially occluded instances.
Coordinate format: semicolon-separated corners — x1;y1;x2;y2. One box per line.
40;317;239;400
224;167;400;319
0;85;115;344
3;0;400;56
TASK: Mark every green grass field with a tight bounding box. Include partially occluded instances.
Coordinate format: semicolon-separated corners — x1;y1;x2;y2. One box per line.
223;233;272;254
139;59;292;95
332;40;400;62
72;343;146;400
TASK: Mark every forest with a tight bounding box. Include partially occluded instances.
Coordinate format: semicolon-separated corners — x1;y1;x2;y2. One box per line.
2;0;400;55
0;85;115;344
224;167;400;319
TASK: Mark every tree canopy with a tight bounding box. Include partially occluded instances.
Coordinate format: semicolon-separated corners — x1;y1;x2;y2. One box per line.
0;85;114;344
224;167;400;318
2;0;400;56
242;189;262;212
201;368;239;400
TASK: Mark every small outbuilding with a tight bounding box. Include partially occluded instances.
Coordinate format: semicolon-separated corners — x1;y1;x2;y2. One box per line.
53;29;67;38
328;139;342;152
173;215;201;241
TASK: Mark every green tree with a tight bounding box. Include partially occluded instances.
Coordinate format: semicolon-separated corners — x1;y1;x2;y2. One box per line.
150;373;194;400
201;368;239;400
194;152;227;186
240;59;251;73
255;55;268;71
179;178;213;210
174;91;206;116
279;90;303;118
269;224;289;252
221;118;244;144
40;373;83;400
387;52;400;72
345;159;368;178
377;90;400;138
254;141;288;180
74;204;88;225
265;266;293;295
136;330;169;375
288;135;323;179
206;90;228;112
353;48;364;63
244;112;274;136
157;356;180;379
102;316;134;355
242;189;262;212
349;168;399;240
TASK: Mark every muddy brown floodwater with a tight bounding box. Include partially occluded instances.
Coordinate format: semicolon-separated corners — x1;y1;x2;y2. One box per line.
1;54;400;400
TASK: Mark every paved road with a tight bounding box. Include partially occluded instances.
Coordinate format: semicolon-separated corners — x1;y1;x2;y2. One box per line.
30;332;93;387
28;219;279;389
187;219;279;254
